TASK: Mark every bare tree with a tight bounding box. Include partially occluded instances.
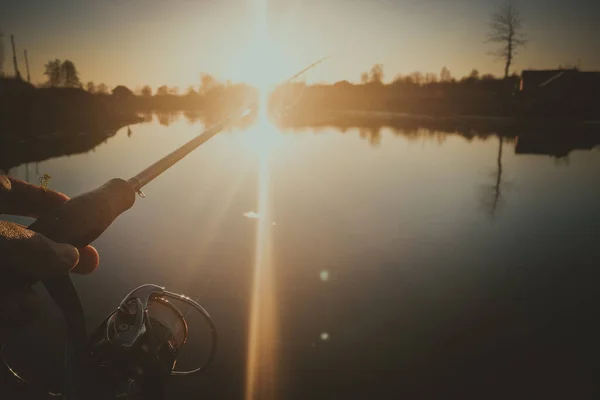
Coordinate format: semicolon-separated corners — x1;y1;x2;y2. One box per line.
487;3;527;79
480;136;505;218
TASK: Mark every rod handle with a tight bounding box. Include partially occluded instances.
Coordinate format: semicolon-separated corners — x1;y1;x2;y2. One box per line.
28;178;136;248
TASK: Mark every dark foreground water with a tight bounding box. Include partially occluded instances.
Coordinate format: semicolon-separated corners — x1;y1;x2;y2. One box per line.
2;114;600;399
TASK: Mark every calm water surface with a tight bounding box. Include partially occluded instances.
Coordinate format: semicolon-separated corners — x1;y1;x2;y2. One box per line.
4;115;600;399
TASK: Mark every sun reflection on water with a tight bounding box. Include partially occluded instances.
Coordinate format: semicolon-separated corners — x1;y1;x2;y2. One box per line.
245;88;282;400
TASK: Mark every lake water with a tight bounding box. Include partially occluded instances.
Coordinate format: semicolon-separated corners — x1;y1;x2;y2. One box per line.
3;113;600;399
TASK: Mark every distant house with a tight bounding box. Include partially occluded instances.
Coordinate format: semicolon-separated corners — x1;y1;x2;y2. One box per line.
518;69;600;118
520;69;575;92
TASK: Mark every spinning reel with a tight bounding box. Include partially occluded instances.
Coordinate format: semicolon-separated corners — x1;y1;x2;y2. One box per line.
2;284;216;400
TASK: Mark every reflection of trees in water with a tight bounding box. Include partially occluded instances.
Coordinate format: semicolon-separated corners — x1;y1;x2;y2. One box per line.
157;112;180;127
278;119;514;149
0;108;258;173
274;112;518;147
275;112;600;219
358;127;382;146
0;125;123;173
480;136;505;218
150;109;258;131
274;112;600;158
183;110;202;124
140;112;153;123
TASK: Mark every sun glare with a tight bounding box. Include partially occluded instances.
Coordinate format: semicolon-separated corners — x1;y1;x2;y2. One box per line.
242;41;281;91
235;0;291;92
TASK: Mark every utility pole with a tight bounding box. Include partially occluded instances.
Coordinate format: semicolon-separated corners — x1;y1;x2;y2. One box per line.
24;49;31;82
10;34;22;80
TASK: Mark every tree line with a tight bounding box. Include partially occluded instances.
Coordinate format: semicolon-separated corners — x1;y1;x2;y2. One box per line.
134;73;222;97
41;59;226;99
34;2;528;99
358;64;519;87
44;58;519;98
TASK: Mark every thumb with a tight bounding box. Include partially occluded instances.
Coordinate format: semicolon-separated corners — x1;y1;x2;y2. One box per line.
0;221;79;280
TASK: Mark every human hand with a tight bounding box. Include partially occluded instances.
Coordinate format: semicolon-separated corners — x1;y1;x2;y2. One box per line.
0;176;99;343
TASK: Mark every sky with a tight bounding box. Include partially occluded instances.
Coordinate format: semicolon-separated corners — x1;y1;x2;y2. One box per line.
1;0;599;90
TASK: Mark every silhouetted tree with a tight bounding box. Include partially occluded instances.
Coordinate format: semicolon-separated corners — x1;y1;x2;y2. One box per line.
369;64;384;84
468;69;480;80
60;60;81;88
440;66;452;82
140;85;152;97
85;81;96;93
96;83;108;94
186;85;197;96
156;85;169;96
425;73;438;84
487;3;527;78
409;72;424;85
400;75;415;85
200;73;216;94
168;86;179;95
44;59;62;87
360;72;369;84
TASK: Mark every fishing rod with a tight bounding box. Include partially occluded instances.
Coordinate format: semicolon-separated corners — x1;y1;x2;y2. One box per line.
3;56;329;400
130;56;329;195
